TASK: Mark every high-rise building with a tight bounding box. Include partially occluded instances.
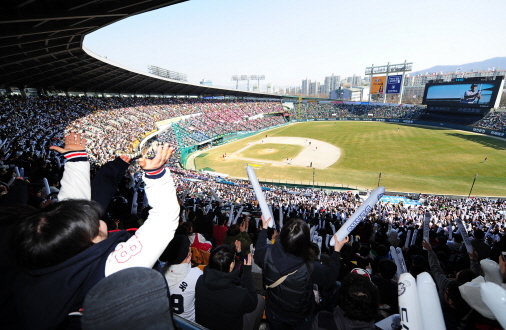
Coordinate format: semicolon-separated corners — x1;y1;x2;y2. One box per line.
309;81;320;96
352;75;362;87
324;74;340;94
301;79;310;95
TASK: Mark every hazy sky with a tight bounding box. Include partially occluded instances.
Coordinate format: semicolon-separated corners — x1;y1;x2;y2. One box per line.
84;0;506;90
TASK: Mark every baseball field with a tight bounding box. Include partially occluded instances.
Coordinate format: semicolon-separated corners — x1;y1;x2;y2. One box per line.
191;122;506;197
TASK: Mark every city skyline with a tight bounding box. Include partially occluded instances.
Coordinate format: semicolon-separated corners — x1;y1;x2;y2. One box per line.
84;0;506;90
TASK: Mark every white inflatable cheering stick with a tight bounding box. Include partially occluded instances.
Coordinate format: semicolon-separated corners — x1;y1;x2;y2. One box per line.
330;186;385;246
43;177;51;196
246;166;274;227
423;211;430;250
480;259;503;285
480;282;506;329
395;247;408;275
227;204;234;226
417;272;445;329
398;273;423;330
456;218;473;254
390;246;402;279
233;206;244;225
410;229;418;247
404;230;412;248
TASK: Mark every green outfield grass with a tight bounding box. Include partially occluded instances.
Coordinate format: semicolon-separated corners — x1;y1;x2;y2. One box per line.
241;143;303;162
193;122;506;197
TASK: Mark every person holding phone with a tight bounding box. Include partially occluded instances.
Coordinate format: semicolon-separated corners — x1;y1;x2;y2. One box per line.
195;245;264;330
8;133;180;330
254;216;348;330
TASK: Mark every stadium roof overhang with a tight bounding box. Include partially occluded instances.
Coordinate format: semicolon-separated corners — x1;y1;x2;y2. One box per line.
0;0;281;99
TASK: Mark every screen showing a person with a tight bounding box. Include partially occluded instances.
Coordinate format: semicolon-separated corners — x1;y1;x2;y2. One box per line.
423;80;502;108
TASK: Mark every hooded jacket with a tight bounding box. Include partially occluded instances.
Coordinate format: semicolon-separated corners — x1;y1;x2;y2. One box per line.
254;228;341;320
5;153;180;330
12;231;131;330
195;265;257;330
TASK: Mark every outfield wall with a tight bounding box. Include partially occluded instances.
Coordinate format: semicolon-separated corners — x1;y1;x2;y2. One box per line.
294;117;506;139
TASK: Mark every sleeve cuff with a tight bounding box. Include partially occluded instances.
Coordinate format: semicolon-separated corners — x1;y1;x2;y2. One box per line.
144;166;166;179
63;150;88;162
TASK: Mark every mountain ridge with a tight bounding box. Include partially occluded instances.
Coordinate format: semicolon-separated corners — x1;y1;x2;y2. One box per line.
409;57;506;76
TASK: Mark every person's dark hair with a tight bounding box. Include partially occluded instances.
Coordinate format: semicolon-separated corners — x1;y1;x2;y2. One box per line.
456;269;478;283
376;245;388;257
181;221;193;233
409;264;426;278
174;224;189;236
340;244;353;260
227;224;240;236
338;273;379;322
309;242;320;261
208;245;235;273
267;227;276;241
453;233;463;243
279;219;311;262
359;245;370;258
378;258;397;280
447;280;471;312
217;215;226;226
474;229;485;240
10;200;102;270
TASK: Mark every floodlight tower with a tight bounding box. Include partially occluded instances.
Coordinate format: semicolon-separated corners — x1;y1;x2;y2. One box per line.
232;75;251;90
250;75;265;92
231;75;239;89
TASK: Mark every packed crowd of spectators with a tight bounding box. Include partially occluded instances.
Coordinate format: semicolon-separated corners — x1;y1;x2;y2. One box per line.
0;96;285;167
2;135;506;329
473;110;506;132
288;103;425;120
2;95;506;329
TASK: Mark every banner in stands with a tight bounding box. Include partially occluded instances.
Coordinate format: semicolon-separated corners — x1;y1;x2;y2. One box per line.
381;195;421;206
370;76;386;94
386;75;403;94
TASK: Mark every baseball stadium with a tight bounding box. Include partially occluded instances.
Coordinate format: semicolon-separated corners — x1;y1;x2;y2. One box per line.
2;1;506;330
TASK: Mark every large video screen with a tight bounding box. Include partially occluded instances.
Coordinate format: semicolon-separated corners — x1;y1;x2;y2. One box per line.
423;79;503;108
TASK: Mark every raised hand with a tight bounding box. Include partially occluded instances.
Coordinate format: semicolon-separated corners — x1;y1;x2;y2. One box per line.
138;143;174;170
333;234;349;252
50;132;87;154
244;253;252;266
261;215;271;229
422;239;432;251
